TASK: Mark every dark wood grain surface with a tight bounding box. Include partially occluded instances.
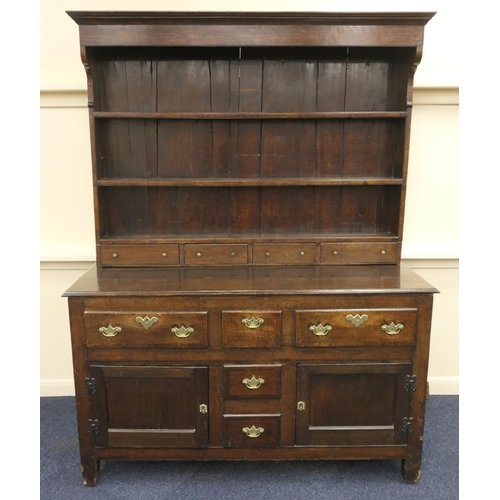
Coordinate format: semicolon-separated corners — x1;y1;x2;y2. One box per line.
66;11;437;486
63;264;437;296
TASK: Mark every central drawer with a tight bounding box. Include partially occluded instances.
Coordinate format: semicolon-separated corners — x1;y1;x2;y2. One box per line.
223;365;282;399
84;311;208;348
223;415;281;448
222;310;282;348
295;308;418;347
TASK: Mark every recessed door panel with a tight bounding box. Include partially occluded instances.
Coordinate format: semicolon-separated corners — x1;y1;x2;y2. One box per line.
90;365;208;448
296;363;412;446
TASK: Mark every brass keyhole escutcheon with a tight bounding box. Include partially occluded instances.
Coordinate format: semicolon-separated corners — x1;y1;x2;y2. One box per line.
297;401;306;411
346;314;369;327
199;404;208;414
135;316;159;330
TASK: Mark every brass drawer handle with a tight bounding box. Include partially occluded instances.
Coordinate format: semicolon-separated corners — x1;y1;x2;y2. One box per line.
242;425;264;438
309;323;332;336
242;375;265;390
99;324;122;337
346;313;369;327
381;322;404;335
135;316;158;330
242;316;264;329
171;325;194;338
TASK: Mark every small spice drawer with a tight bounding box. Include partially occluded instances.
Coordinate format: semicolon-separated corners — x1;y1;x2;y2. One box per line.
222;311;282;348
223;365;282;399
184;244;248;265
320;243;398;265
253;243;316;265
223;415;281;448
295;308;417;347
84;311;208;348
100;244;179;266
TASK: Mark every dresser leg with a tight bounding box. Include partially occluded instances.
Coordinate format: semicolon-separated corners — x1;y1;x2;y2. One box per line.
81;458;100;486
401;456;421;483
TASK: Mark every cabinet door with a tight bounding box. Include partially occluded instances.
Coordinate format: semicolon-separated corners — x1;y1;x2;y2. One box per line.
89;365;208;448
296;363;412;446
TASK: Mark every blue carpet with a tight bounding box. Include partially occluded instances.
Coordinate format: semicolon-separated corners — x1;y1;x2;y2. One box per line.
40;395;458;499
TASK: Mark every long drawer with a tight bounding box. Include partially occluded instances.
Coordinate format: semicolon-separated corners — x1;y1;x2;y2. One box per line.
84;311;208;348
295;308;418;347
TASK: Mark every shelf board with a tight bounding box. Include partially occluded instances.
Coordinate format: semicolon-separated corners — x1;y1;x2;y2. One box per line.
96;178;404;187
99;234;399;244
93;111;408;120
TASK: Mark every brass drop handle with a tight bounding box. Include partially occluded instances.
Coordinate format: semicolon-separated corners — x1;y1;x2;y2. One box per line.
242;375;265;390
99;324;122;337
135;316;158;330
381;322;404;335
242;316;264;329
309;323;332;336
171;325;194;338
242;425;264;438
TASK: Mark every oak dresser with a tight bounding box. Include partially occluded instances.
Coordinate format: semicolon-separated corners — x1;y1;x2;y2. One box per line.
64;11;437;485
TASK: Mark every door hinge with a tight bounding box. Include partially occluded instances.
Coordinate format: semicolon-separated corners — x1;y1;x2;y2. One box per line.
88;419;99;435
404;375;417;392
84;377;96;394
402;417;414;434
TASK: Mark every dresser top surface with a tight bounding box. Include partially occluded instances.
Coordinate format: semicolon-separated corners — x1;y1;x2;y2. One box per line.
63;264;437;297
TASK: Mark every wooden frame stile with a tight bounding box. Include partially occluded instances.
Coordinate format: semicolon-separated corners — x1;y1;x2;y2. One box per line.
67;297;100;486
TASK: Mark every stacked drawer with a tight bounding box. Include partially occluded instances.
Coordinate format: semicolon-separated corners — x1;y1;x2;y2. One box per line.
222;364;282;448
221;311;283;448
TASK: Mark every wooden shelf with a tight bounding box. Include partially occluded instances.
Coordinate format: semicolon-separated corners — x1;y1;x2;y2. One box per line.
96;178;404;187
100;234;399;244
93;111;408;120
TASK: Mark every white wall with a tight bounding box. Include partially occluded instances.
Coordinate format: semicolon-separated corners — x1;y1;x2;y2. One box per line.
40;0;459;395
